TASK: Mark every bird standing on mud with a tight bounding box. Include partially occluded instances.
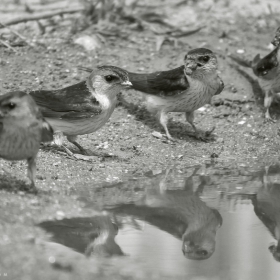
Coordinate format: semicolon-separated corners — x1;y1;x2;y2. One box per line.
79;48;224;141
0;91;53;187
30;66;132;158
252;46;280;122
230;28;280;122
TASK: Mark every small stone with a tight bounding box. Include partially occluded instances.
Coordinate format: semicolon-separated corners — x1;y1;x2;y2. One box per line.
152;131;163;139
216;137;224;143
56;211;65;220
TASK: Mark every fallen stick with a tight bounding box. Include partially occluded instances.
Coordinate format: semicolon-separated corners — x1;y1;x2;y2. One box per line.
0;39;17;52
0;22;34;47
0;7;84;28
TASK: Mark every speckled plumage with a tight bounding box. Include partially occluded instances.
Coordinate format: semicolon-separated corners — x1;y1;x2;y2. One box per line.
252;47;280;121
79;49;224;140
30;66;131;155
0;91;53;186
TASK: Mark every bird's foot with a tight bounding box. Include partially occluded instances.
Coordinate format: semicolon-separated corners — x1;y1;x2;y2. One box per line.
165;134;177;143
265;113;276;123
194;126;216;142
63;146;114;161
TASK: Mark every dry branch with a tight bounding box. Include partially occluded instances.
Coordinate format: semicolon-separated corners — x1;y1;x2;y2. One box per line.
0;22;34;47
0;39;17;52
0;7;84;28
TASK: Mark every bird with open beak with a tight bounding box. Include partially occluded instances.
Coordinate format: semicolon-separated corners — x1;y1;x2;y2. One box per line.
29;66;132;159
79;48;224;141
0;91;53;187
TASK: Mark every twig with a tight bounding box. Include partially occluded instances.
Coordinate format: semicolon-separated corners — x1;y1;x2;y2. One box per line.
0;39;17;52
0;22;34;47
0;7;84;28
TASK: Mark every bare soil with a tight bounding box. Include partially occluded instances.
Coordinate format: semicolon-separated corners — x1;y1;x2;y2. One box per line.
1;0;280;279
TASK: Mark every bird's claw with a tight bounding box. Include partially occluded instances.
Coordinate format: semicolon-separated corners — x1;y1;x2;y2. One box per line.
205;126;216;137
265;116;276;123
195;127;216;142
265;111;276;123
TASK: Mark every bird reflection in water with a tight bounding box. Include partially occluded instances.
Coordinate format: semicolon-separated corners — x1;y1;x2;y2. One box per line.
107;167;223;260
38;215;124;258
252;165;280;262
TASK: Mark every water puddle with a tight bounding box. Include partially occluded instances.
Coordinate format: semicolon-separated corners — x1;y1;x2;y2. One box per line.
39;163;280;279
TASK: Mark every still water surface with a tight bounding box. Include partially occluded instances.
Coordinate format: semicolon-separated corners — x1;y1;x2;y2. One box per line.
39;163;280;279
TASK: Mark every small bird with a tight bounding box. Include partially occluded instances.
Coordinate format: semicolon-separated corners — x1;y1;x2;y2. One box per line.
102;167;222;260
252;165;280;262
39;215;124;257
29;66;132;158
0;91;53;187
229;31;280;122
79;48;224;141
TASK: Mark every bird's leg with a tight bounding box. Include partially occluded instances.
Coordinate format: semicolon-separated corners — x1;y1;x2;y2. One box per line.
264;90;276;122
51;131;76;158
66;135;95;156
27;156;36;187
157;111;174;141
66;135;111;158
185;111;215;141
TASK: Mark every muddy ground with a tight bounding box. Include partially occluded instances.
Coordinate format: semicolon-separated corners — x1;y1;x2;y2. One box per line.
1;0;280;279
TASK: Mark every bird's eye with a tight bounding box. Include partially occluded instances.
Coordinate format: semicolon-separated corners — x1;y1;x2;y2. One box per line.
105;75;118;82
7;102;16;109
199;56;210;63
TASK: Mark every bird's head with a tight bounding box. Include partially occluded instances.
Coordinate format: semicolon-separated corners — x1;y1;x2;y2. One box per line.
184;48;218;77
182;229;217;260
87;66;132;96
0;91;39;120
253;47;279;78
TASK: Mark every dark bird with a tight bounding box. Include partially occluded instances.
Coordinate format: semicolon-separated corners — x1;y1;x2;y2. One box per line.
102;167;222;260
252;165;280;262
0;91;53;187
78;48;224;141
29;66;132;158
39;215;124;257
230;32;280;122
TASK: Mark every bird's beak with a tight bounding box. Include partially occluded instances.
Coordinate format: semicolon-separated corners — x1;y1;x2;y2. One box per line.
184;60;197;75
121;81;132;87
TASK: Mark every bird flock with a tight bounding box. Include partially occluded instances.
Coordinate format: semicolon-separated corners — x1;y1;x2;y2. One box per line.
0;26;280;188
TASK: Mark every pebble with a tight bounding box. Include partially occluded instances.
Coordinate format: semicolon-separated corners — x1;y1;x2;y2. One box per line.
152;131;163;139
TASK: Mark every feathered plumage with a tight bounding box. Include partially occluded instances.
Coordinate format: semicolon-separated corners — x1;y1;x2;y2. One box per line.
79;48;224;141
0;91;53;186
29;66;131;157
229;45;280;121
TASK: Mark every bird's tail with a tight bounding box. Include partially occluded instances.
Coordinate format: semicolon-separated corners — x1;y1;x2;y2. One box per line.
77;66;93;73
228;53;261;68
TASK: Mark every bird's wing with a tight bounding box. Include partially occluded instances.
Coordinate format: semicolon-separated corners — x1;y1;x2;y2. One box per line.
78;65;189;96
128;66;189;96
215;76;224;95
252;47;279;76
30;81;102;120
41;119;54;142
228;54;255;68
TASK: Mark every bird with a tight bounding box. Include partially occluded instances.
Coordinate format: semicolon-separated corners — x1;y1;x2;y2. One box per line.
229;30;280;122
39;215;124;257
79;48;224;141
102;167;222;260
0;91;53;187
29;66;132;158
252;165;280;262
